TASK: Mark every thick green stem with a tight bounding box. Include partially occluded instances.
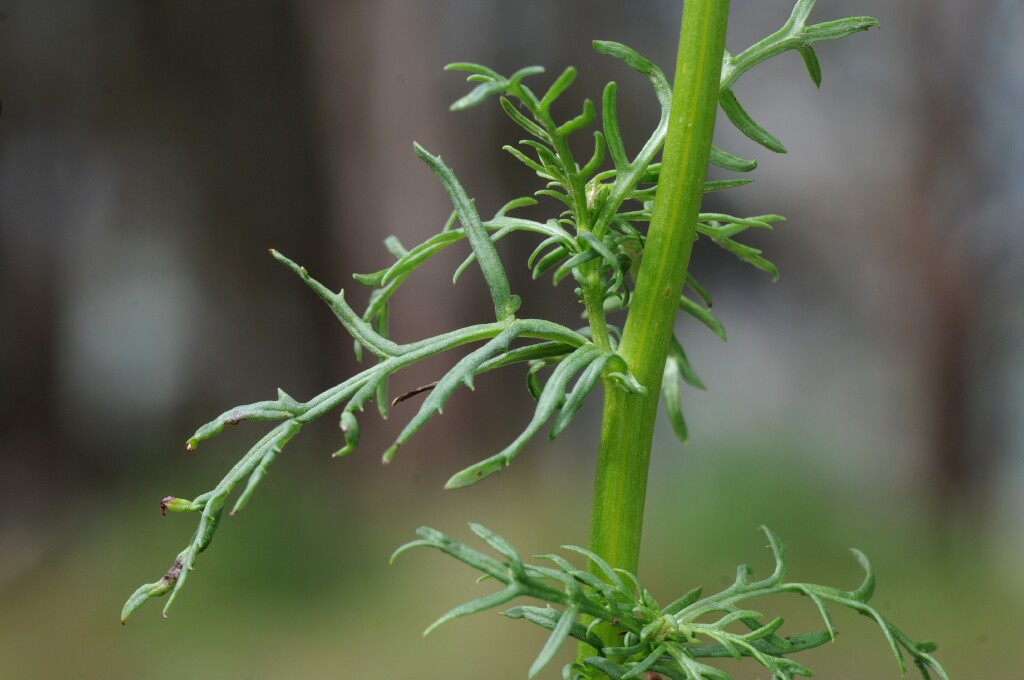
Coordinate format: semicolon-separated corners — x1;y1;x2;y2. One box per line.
581;0;730;656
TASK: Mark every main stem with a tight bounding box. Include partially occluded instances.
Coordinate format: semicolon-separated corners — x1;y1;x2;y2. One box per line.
582;0;730;655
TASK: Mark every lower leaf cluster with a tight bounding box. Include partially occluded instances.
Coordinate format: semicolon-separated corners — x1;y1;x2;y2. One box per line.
393;525;947;680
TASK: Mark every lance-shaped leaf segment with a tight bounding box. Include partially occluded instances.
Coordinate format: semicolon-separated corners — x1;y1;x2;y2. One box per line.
414;143;521;322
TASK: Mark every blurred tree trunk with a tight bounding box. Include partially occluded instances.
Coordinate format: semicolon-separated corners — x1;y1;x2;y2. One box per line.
898;2;994;525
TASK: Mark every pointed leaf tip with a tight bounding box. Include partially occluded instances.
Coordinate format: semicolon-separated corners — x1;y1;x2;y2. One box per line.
528;604;578;678
414;142;518;322
798;46;822;88
848;547;876;602
719;89;787;154
445;457;507;489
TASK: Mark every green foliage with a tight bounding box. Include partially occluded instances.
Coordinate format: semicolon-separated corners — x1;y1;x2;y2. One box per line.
121;3;946;679
717;0;879;151
394;525;947;680
122;35;750;622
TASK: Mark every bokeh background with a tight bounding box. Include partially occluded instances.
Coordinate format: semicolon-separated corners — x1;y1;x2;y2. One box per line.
2;1;1022;677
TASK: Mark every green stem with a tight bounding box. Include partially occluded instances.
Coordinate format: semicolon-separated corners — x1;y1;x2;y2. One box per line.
581;265;613;352
581;0;730;657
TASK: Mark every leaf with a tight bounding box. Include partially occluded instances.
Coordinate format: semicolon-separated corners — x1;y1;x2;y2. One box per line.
529;605;579;679
758;525;789;586
391;526;508;580
450;80;506;111
123;421;301;621
444;63;545;111
552;248;600;285
444;62;500;79
662;358;688;444
455;215;576;284
846;548;876;602
414;143;521;321
444;344;600;488
709;145;757;172
621;644;668;679
685;273;713;308
802;16;880;43
601;641;648;657
535;554;610;592
505;605;603;650
602;82;629;170
698;212;783;239
550;354;609;438
539;67;577;110
504;144;552;177
451;228;513;284
528;236;569;270
333;410;360;457
592;40;671;108
424;586;522;635
580;131;607;179
230;445;279;515
526;360;547;401
500;97;551;141
557;98;596;137
495;196;538;217
662;586;703;616
272;249;402;358
186;386;302;448
375;303;391;419
579;231;621;273
795;585;836;641
478;341;573;373
719;89;787;154
711;237;780;281
537;188;576;210
386;325;520;464
692;631;831;659
604;354;647;396
400;526;947;680
679;296;727;340
469;522;523;571
507;65;547;91
120;557;180;623
352;269;386;287
521;140;564;177
230;420;302;516
703;178;753;193
584;657;628;680
797;45;822;88
561;545;624;590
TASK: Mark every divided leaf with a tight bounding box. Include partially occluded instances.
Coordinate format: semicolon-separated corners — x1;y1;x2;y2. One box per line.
398;525;946;680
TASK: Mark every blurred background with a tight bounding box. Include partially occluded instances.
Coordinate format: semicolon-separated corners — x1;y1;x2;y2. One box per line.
1;0;1021;677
